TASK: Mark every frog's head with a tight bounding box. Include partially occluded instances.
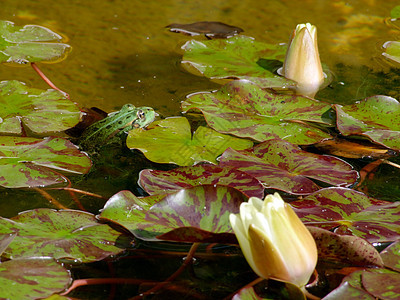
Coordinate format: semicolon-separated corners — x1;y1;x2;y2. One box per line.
133;106;156;128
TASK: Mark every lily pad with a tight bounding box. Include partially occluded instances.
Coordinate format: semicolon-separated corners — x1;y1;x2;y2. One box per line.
166;21;243;38
334;95;400;150
0;209;127;262
323;281;375;300
308;227;383;267
182;80;332;145
291;187;400;242
232;280;305;300
127;117;252;166
219;139;358;195
380;240;400;272
0;257;71;300
383;41;400;64
99;185;247;242
0;80;80;135
139;164;264;198
0;20;71;64
0;136;91;188
181;35;295;88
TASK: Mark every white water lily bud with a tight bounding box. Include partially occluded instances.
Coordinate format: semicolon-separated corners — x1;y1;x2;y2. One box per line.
280;23;325;98
229;193;318;287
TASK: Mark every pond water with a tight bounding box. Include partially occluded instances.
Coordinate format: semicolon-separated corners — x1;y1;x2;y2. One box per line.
1;0;400;299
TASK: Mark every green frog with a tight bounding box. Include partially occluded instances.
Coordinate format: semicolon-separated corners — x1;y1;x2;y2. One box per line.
77;103;155;152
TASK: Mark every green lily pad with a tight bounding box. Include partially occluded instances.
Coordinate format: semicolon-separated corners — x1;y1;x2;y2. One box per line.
334;95;400;150
182;80;332;144
100;185;247;242
232;280;305;300
139;164;264;198
0;208;127;263
383;41;400;64
380;240;400;272
0;136;91;188
181;35;295;88
323;281;375;300
0;20;71;64
0;80;80;135
292;187;400;242
308;227;383;267
0;257;71;300
219;139;358;195
127;117;253;166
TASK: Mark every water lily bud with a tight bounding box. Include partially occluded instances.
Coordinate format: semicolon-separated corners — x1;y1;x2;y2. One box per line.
229;193;317;287
280;23;325;97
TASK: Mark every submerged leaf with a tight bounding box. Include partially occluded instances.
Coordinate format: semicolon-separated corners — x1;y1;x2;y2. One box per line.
0;80;80;135
292;187;400;242
334;95;400;150
139;164;264;198
0;20;71;64
181;35;295;88
0;209;127;262
219;139;358;195
182;80;332;144
0;136;91;188
166;21;243;38
0;258;71;300
100;185;247;242
127;117;252;166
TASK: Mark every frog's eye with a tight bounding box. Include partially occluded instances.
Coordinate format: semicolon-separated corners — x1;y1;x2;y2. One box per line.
137;110;146;119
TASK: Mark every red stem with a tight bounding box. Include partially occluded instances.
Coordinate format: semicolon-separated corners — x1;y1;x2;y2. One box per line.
31;62;70;99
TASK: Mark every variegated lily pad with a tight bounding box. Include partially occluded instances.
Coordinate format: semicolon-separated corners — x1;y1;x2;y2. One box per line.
0;20;71;64
182;80;333;145
100;185;247;242
219;139;358;195
334;95;400;150
181;35;295;88
0;136;91;188
139;164;264;198
292;187;400;242
127;117;252;166
0;258;71;300
0;209;127;262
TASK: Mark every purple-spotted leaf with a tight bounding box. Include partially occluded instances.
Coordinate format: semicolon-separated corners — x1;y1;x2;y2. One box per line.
232;280;305;300
362;269;400;299
181;35;295;88
0;80;80;135
0;20;71;64
127;117;252;166
219;139;358;195
308;227;383;267
334;95;400;150
292;187;400;242
99;185;247;242
0;136;91;188
323;281;375;300
0;232;16;255
0;258;71;300
139;164;264;198
0;209;127;262
380;240;400;272
182;80;332;144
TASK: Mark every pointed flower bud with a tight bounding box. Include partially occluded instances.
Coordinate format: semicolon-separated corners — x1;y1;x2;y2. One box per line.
229;193;318;287
280;23;325;97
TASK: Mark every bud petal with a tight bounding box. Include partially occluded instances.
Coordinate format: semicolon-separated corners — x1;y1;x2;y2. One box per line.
230;193;318;287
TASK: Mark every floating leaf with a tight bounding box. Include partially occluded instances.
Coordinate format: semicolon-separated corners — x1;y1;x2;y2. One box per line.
139;164;264;198
0;20;71;64
334;95;400;150
127;117;252;166
383;41;400;64
0;258;71;300
0;136;91;188
232;280;305;300
182;80;332;144
0;80;80;135
181;35;295;88
362;269;400;299
391;5;400;18
308;227;383;267
166;21;243;38
292;187;400;242
323;281;375;300
219;139;358;195
0;209;127;262
380;240;400;272
100;185;247;242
